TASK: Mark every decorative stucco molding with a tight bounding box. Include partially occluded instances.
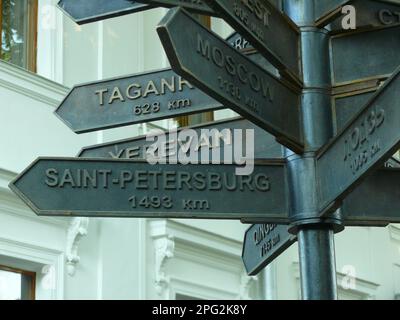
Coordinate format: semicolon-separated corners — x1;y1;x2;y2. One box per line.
65;217;89;276
154;235;175;296
237;271;258;300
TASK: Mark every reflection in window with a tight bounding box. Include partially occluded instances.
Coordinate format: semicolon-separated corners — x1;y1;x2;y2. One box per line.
0;0;38;71
0;265;35;300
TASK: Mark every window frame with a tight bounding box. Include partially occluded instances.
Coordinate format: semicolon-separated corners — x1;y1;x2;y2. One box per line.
0;0;38;72
0;264;36;300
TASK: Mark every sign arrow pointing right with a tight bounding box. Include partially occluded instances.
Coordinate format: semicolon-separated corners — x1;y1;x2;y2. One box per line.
157;8;304;154
317;65;400;215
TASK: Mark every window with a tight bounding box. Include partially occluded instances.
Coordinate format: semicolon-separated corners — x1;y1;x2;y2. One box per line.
0;265;36;300
0;0;38;72
175;15;214;128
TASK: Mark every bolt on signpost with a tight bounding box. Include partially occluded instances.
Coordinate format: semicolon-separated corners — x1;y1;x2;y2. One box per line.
10;0;400;300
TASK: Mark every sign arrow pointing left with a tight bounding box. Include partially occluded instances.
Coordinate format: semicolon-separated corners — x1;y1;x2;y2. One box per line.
9;158;289;222
55;68;223;133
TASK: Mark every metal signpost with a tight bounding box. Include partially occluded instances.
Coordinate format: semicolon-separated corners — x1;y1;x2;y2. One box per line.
157;9;304;153
10;0;400;300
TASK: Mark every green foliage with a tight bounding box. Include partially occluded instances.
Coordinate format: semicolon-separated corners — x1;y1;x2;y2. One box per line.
1;0;25;65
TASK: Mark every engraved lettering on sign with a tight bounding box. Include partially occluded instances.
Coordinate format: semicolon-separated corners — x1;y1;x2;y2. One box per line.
252;224;282;258
182;199;210;210
379;9;400;26
233;0;271;40
129;196;173;209
94;76;194;107
343;108;385;175
253;223;276;245
44;169;272;211
197;33;274;114
168;99;191;110
134;102;161;116
107;128;236;161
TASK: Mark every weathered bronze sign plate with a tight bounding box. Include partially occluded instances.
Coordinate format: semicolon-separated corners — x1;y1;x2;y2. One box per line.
157;8;303;153
330;26;400;86
10;158;289;221
55;68;222;133
242;223;296;276
58;0;152;24
342;168;400;226
317;66;400;214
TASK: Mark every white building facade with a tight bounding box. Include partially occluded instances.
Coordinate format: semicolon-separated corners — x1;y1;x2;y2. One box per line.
0;0;400;300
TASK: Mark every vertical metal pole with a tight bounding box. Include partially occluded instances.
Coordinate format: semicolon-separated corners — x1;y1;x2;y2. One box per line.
283;0;341;300
263;264;277;300
298;226;337;299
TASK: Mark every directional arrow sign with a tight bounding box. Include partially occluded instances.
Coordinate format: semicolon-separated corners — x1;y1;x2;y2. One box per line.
136;0;215;15
330;25;400;86
58;0;152;24
342;168;400;226
203;0;302;85
242;223;296;276
329;0;400;32
55;68;223;133
314;0;351;26
78;117;284;160
157;8;303;154
9;158;289;221
317;65;400;215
